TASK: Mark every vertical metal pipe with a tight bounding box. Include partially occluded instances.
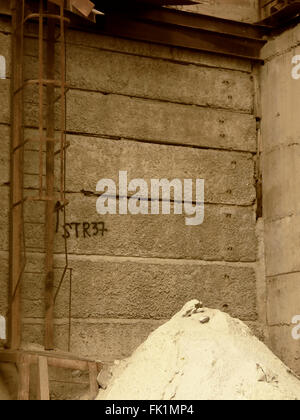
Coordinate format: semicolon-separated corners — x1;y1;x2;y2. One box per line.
44;1;56;351
8;0;25;350
59;2;66;202
38;0;44;197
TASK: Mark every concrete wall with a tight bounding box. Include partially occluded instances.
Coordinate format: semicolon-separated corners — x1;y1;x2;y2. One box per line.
0;15;10;349
174;0;260;23
261;24;300;374
0;15;262;368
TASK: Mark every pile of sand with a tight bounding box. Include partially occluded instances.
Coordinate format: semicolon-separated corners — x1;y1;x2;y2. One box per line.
97;300;300;400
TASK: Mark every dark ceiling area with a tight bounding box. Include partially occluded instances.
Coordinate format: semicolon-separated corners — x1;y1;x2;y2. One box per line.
93;0;197;11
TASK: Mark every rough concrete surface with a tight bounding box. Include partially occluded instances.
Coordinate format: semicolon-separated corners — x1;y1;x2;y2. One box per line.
23;195;257;262
67;45;254;112
22;135;256;204
21;134;256;204
260;21;300;375
19;252;257;323
0;14;260;379
97;301;300;401
24;26;252;73
20;91;256;152
174;0;259;23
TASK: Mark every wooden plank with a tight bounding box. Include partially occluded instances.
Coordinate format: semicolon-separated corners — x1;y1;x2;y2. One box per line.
0;350;20;363
0;349;103;370
47;356;89;371
17;356;30;400
37;356;50;400
47;356;102;372
88;362;99;400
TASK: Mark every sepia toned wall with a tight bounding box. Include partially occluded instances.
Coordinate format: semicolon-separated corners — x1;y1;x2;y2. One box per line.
261;24;300;375
174;0;260;23
0;11;262;370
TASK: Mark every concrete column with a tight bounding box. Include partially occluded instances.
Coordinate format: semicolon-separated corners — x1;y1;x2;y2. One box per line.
261;25;300;374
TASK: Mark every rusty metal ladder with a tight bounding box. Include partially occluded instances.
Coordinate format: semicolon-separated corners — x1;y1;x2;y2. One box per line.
9;0;69;351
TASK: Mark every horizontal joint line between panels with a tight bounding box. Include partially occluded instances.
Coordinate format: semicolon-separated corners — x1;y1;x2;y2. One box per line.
67;86;255;115
21;251;258;267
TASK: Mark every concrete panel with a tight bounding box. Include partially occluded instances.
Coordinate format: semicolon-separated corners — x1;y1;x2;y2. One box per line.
22;135;256;205
265;214;300;277
268;326;300;375
23;253;257;321
263;145;300;221
261;24;300;61
22;318;165;361
0;124;9;186
0;186;9;252
261;25;300;375
0;79;10;124
68;258;257;321
261;49;300;153
63;29;252;73
22;90;256;152
66;91;257;152
0;251;8;317
24;194;257;262
67;44;254;112
267;272;300;326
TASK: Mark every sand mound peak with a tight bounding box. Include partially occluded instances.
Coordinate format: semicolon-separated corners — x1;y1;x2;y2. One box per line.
97;300;300;400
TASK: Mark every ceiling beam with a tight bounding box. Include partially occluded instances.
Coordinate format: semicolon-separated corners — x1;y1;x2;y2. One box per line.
67;7;267;61
97;12;267;61
0;1;267;61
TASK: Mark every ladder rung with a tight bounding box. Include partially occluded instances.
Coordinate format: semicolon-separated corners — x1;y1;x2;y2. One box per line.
28;136;61;144
54;87;70;104
13;13;70;35
54;141;70;156
27;196;56;202
12;198;28;208
13;139;29;153
26;196;69;205
13;137;61;153
23;13;70;25
14;79;70;96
